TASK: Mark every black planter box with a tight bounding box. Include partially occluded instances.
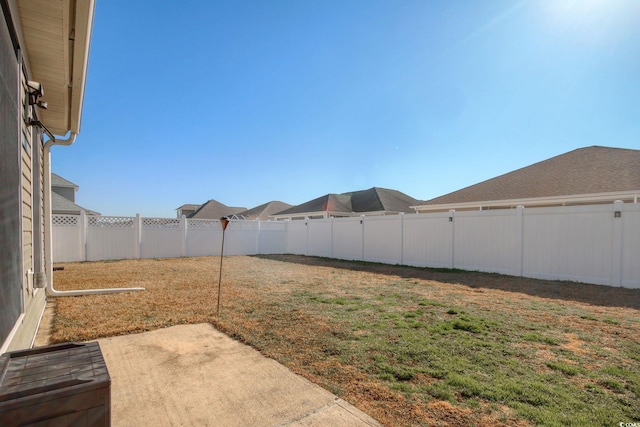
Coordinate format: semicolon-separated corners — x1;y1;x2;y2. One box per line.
0;342;111;426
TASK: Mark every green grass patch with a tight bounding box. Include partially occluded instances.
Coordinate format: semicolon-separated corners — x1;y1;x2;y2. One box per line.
295;285;640;425
523;332;560;345
546;361;581;376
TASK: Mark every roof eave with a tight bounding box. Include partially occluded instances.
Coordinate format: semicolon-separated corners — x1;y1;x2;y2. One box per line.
67;0;95;135
412;190;640;212
19;0;95;136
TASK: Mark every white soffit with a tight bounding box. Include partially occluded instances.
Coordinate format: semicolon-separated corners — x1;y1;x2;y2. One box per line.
18;0;94;135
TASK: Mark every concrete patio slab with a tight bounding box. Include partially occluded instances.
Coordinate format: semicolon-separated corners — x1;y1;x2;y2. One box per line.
95;323;382;427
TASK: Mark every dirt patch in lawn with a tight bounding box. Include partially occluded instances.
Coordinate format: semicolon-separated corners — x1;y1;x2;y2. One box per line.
50;255;640;427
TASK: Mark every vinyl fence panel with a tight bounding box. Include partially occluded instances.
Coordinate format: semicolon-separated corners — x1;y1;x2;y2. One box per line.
257;221;288;254
286;221;307;255
522;205;614;285
402;212;453;268
620;203;640;288
86;216;137;261
140;218;183;259
185;219;220;257
307;219;332;258
332;217;363;261
52;215;83;262
453;209;522;275
224;220;259;256
363;215;402;265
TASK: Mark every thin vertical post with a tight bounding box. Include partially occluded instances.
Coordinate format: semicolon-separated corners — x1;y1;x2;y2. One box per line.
217;217;230;315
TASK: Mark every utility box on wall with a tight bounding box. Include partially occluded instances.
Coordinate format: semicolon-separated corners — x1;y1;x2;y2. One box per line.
0;342;111;426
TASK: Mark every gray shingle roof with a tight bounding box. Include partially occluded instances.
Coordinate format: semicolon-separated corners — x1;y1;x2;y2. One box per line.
421;146;640;206
52;192;100;215
231;201;293;220
51;173;78;189
176;204;201;211
188;199;246;219
274;187;420;216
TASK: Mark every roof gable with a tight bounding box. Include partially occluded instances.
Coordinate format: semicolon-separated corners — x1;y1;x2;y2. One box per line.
176;204;201;210
231;201;293;220
422;146;640;206
188;199;246;219
274;194;351;216
350;188;420;212
51;173;78;189
51;192;99;215
273;187;419;217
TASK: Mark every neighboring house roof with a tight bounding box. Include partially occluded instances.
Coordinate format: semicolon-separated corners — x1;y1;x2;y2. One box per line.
414;146;640;211
275;194;352;217
52;192;100;215
349;187;420;213
188;199;246;219
51;173;100;215
272;187;420;219
51;173;78;190
230;201;293;221
176;204;201;211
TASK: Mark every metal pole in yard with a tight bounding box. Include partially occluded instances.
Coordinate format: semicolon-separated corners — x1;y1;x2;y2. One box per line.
217;217;230;315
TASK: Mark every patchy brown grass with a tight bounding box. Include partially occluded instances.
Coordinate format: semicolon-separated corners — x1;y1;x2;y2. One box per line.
50;255;640;426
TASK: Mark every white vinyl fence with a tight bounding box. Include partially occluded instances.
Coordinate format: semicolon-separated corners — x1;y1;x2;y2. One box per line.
53;202;640;288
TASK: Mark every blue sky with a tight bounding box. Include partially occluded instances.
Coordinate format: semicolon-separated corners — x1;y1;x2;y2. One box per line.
53;0;640;217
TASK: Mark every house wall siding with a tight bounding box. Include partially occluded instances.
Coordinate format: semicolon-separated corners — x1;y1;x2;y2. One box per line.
0;2;48;353
21;94;34;298
0;2;25;350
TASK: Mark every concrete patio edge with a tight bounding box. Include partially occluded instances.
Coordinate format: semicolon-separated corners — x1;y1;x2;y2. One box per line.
94;323;382;426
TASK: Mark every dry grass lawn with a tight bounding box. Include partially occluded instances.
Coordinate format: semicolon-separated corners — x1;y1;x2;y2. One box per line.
50;255;640;427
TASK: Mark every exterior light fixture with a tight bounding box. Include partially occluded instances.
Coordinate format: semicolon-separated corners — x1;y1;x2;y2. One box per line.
26;80;47;109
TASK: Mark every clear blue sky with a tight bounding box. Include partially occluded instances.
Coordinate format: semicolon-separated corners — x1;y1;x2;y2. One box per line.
53;0;640;218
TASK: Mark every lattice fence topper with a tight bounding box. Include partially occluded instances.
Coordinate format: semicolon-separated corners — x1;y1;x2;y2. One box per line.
186;219;221;230
142;218;180;229
52;215;79;227
88;216;135;228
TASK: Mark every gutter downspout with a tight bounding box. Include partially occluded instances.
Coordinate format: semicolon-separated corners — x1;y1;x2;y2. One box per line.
42;133;144;296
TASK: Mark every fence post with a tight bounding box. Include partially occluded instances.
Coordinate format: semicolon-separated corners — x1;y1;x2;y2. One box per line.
399;212;404;266
611;200;624;286
449;209;455;269
256;219;260;255
80;210;87;261
516;206;524;277
360;215;365;261
330;217;334;259
180;215;187;257
134;214;141;259
305;217;309;256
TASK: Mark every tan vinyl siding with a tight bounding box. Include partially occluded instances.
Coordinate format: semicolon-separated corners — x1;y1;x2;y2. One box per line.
21;78;34;297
